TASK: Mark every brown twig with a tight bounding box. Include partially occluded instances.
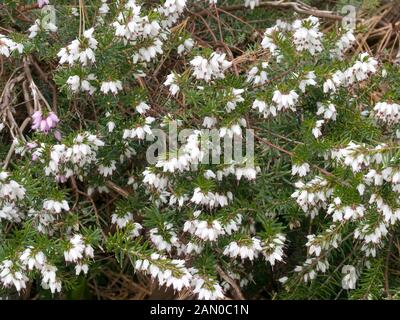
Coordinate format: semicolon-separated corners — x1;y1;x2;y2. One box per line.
105;181;130;199
216;265;245;300
253;132;334;178
197;1;344;21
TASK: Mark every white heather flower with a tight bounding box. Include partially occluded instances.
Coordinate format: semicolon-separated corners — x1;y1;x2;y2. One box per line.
99;0;110;15
67;75;83;92
279;276;288;284
331;142;385;173
204;170;216;180
331;30;356;60
317;102;337;121
246;62;268;86
19;247;46;270
190;52;231;82
28;18;57;38
357;183;366;196
272;90;299;111
235;166;259;181
111;212;133;228
43;199;69;213
0;179;26;201
98;160;117;177
344;53;378;85
327;198;365;222
299;71;317;93
0;172;9;181
164;73;180;96
306;225;341;257
190;188;232;209
202;116;217;128
143;169;168;191
225;88;245;112
71;7;79;16
130;222;143;238
123;117;155;140
323;79;336;93
261;26;281;58
323;70;345;94
364;169;384;186
292;16;323;55
0;260;28;292
224;214;242;235
114;2;158;41
85;244;94;259
261;233;286;266
332;70;345;86
306;235;322;256
291;163;310;177
178;241;203;255
67;74;96;95
184;218;225;242
0;34;24;57
64;234;86;262
291;176;332;217
100;80;123;95
312;120;324;138
107;121;116;132
244;0;260;10
133;38;164;63
75;263;89;276
134;254;192;292
177;37;194;55
149;223;179;252
252;99;276;118
373;102;400;125
219;119;246;138
156;152;190;173
159;0;187;27
57;28;97;66
0;203;23;222
295;258;330;282
169;193;188;207
192;276;225;300
45;133;104;178
341;265;358;290
223;238;262;261
354;221;388;246
136;102;150;114
41;264;62;293
323;78;336;94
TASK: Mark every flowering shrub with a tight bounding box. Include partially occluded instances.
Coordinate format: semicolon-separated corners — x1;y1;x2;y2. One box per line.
0;0;400;300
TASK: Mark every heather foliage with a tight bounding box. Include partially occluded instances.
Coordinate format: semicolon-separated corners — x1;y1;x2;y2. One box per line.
0;0;400;300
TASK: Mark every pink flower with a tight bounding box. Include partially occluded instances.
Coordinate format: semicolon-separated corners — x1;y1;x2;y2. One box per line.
56;175;67;183
31;111;59;133
37;0;49;8
53;130;62;141
26;142;38;149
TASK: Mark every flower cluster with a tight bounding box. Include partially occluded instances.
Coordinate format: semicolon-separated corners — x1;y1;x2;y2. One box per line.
28;18;57;39
31;111;59;133
0;34;24;57
43;132;105;179
0;172;26;223
1;0;400;301
190;53;232;82
64;234;94;275
58;28;98;66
